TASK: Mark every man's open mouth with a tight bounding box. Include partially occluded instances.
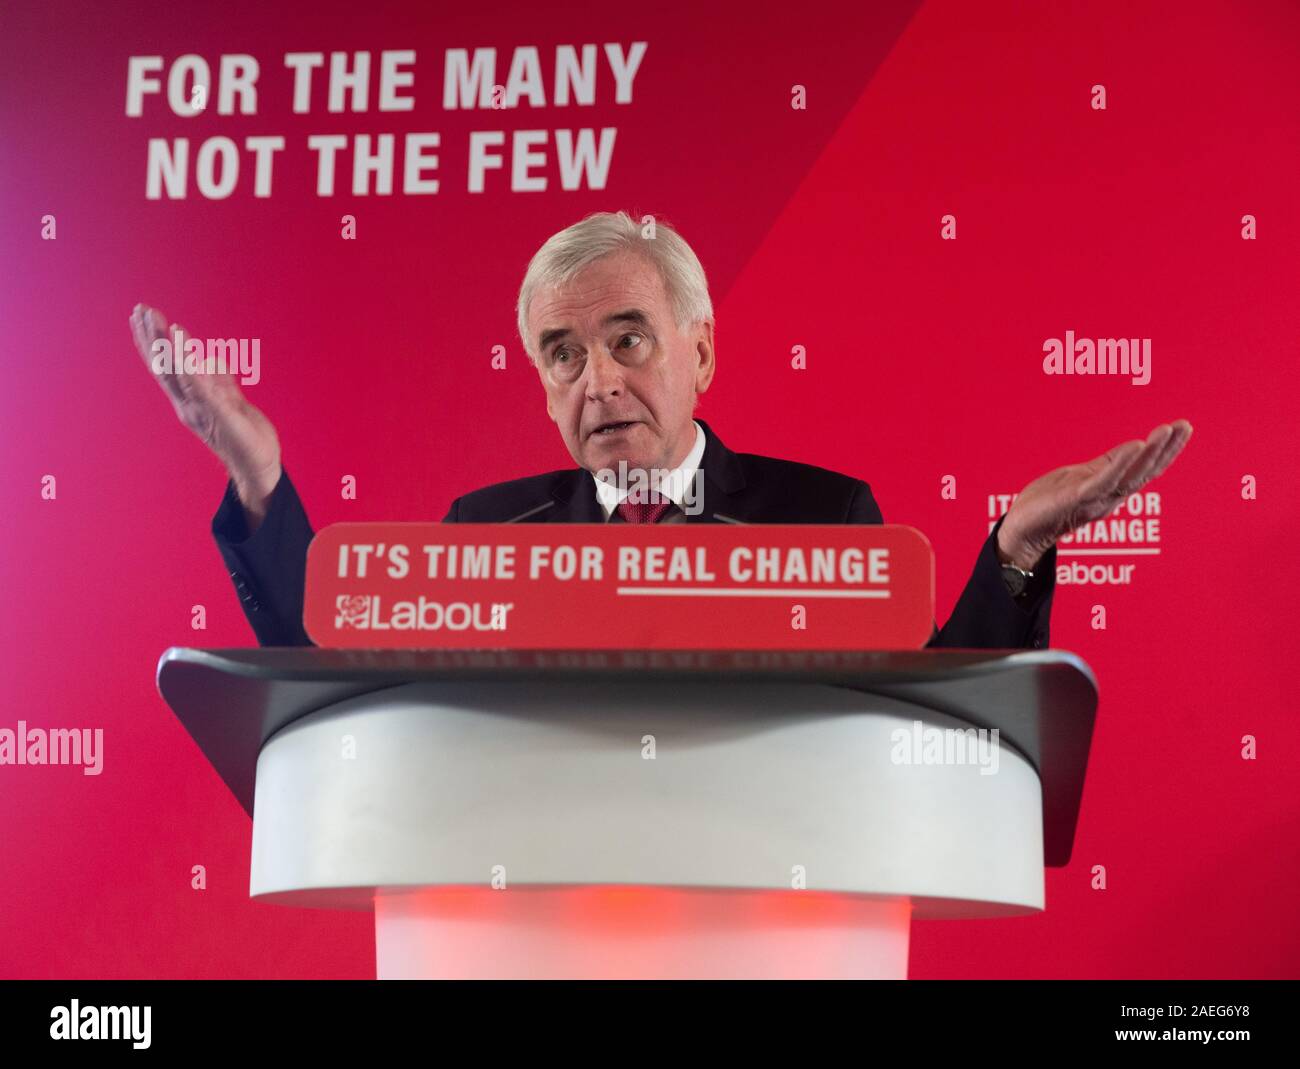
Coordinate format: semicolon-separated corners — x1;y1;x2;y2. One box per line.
592;420;638;437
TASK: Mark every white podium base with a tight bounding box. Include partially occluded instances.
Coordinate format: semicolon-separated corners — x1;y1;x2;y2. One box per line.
246;678;1046;978
374;886;911;979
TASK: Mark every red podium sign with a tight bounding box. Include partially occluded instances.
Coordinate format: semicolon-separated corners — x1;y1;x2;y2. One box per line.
303;523;935;649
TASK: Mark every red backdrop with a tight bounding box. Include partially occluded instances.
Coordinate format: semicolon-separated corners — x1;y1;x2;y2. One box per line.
2;0;1297;978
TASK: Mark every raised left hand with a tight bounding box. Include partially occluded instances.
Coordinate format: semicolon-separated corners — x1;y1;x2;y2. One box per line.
997;420;1193;570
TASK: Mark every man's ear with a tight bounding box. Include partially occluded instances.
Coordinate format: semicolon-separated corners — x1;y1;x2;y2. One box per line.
694;319;716;395
539;366;556;421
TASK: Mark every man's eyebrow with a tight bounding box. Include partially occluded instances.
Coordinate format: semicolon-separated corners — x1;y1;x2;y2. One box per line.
537;309;652;355
603;308;651;330
537;325;569;353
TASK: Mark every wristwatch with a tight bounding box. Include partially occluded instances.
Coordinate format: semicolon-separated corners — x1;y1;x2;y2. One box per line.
1000;562;1035;598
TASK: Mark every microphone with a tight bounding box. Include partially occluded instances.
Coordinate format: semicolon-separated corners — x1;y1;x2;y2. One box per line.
504;500;557;524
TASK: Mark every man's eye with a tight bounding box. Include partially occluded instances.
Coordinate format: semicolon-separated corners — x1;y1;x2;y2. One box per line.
620;333;642;348
554;348;571;362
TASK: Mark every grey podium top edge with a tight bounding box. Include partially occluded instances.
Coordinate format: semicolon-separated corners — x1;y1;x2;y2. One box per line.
157;647;1097;867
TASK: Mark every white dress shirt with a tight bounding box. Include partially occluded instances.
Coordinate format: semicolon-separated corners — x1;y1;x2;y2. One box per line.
591;420;706;521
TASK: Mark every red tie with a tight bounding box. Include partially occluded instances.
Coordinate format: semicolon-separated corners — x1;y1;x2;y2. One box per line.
617;498;677;523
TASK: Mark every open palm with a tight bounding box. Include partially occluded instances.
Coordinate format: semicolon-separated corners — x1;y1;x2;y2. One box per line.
129;303;282;498
999;420;1193;569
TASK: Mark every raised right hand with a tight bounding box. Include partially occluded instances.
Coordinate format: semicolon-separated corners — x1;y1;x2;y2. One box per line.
129;303;283;517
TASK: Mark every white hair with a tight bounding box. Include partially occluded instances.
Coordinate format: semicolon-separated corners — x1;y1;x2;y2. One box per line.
516;210;714;362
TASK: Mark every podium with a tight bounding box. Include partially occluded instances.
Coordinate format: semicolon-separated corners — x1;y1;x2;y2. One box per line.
157;647;1096;979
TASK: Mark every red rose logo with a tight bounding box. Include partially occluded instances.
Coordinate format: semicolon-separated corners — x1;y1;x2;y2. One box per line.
335;594;371;628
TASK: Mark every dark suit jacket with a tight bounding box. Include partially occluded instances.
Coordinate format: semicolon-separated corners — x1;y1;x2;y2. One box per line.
212;418;1055;649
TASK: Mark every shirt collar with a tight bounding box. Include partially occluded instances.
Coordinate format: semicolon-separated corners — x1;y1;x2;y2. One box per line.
591;420;706;519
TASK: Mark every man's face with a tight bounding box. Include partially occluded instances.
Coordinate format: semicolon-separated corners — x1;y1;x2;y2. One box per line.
527;250;715;474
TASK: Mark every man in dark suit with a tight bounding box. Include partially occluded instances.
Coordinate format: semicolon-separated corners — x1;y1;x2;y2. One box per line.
206;417;1055;649
130;211;1191;650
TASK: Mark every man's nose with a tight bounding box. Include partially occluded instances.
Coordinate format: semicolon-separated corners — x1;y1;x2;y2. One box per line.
584;346;624;401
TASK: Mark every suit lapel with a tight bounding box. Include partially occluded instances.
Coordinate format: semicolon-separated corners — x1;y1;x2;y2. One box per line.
547;468;605;523
687;419;748;524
